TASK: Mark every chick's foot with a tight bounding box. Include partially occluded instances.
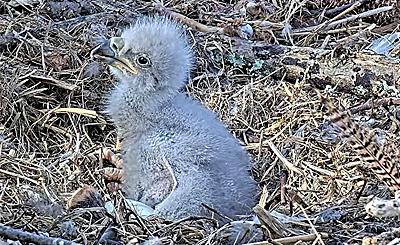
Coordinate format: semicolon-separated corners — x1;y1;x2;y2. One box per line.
97;147;124;195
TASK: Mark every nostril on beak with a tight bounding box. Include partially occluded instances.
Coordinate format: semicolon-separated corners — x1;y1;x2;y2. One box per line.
109;37;125;54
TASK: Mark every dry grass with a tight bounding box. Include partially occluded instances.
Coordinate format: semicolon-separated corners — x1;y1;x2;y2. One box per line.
1;0;400;244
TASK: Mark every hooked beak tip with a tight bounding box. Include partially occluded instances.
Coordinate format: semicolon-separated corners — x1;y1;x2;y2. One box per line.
91;39;115;60
90;40;138;75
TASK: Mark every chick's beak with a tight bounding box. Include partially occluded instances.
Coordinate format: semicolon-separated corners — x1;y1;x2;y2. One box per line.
91;37;138;75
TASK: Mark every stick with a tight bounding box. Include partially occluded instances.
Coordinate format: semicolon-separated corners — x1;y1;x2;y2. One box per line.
280;171;288;204
0;169;39;185
29;75;78;91
244;233;329;245
154;5;224;34
252;205;291;237
299;205;325;244
0;223;83;245
324;6;393;31
348;97;400;114
309;0;369;16
153;216;216;234
201;203;233;222
293;6;393;33
267;141;304;175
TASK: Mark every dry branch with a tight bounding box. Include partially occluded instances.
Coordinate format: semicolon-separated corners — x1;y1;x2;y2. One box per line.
154;5;251;38
0;224;83;245
253;205;291;238
309;0;368;15
293;5;394;33
349;97;400;114
267;141;304;175
154;5;224;33
244;232;329;245
28;75;78;91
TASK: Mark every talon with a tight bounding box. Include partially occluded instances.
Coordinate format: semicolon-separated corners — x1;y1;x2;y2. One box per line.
115;136;122;151
98;167;125;182
94;147;125;195
98;147;123;168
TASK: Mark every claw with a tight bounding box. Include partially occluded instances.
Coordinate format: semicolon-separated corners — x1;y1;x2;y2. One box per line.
97;147;123;168
94;147;124;195
97;167;124;181
115;136;121;151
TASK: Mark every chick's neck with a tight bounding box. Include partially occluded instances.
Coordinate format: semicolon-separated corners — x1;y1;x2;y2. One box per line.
107;76;178;138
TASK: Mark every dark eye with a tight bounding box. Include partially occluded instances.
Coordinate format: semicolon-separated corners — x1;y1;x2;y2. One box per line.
136;55;151;67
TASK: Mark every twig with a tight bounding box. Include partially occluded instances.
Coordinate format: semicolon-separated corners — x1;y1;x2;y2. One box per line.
244;233;329;245
50;108;98;118
348;97;400;114
300;0;362;44
153;216;216;234
52;12;114;29
327;1;362;25
29;75;78;91
0;168;39;185
280;171;288;204
293;6;393;33
31;116;72;140
258;185;269;208
322;6;392;31
299;205;325;244
252;205;291;237
201;203;233;222
309;0;368;16
154;5;224;34
267;141;304;175
0;223;83;245
335;23;376;44
291;25;368;36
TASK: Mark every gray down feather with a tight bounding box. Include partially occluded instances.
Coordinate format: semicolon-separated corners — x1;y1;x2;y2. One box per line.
103;16;257;222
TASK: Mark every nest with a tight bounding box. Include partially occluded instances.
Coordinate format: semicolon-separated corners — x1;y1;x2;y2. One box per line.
1;0;400;244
